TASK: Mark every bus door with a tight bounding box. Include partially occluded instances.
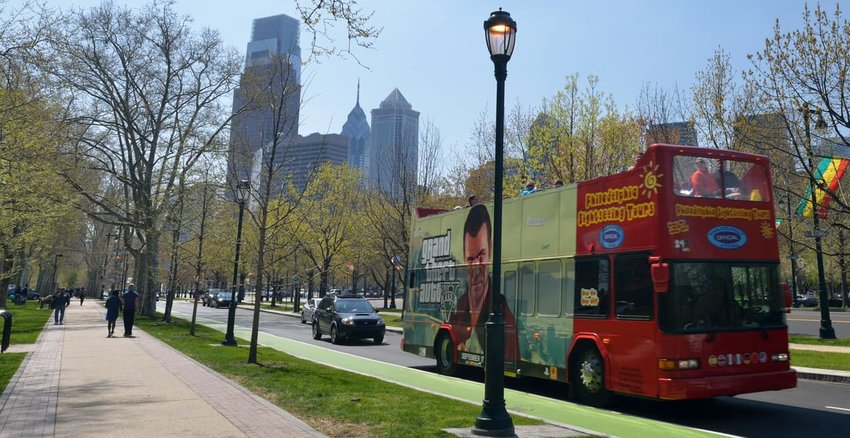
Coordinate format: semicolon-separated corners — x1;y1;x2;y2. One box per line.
516;259;572;382
607;253;656;397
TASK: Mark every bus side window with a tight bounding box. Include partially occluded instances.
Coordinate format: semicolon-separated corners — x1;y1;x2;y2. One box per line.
538;260;561;317
575;257;609;318
503;268;517;314
519;263;535;316
614;254;653;320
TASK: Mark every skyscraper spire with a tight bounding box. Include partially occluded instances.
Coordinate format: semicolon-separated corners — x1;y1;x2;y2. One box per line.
356;79;361;106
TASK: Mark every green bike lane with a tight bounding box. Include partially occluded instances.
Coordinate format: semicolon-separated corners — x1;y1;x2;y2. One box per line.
172;310;723;438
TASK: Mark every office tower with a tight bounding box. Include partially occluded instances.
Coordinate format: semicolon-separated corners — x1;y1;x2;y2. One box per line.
645;121;698;146
367;88;420;198
341;81;370;176
280;133;349;191
227;14;302;193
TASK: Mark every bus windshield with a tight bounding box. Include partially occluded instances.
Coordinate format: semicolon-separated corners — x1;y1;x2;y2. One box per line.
673;156;770;202
659;262;785;333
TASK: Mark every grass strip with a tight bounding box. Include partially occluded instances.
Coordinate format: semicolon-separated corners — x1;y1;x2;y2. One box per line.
6;302;53;344
790;335;850;348
0;353;25;394
136;315;543;437
790;350;850;371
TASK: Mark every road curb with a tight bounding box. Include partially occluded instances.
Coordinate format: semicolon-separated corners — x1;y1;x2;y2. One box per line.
793;366;850;384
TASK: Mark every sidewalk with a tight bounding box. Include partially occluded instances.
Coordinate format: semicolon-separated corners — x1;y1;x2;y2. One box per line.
0;301;325;438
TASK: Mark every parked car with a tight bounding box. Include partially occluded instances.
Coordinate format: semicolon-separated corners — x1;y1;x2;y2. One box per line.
795;294;818;307
210;292;234;308
312;294;385;344
300;298;318;324
203;289;224;307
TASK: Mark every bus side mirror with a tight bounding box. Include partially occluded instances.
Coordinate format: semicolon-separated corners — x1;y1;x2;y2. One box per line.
649;256;669;293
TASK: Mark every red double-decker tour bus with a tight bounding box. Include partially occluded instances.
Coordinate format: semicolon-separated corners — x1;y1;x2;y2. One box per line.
402;144;795;406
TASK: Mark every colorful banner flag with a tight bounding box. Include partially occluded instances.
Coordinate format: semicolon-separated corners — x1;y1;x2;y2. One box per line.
796;157;850;218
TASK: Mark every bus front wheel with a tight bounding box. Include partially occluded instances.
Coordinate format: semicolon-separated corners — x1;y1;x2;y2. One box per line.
435;333;459;376
571;348;611;407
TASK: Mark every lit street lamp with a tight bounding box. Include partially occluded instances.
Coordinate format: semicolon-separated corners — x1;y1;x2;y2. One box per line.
223;179;251;346
474;9;516;437
800;103;835;339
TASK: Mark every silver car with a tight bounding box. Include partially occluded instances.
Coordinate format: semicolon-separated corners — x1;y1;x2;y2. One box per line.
300;298;318;324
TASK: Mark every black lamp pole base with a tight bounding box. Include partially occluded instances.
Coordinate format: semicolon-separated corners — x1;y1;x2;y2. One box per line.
472;410;516;437
819;325;836;339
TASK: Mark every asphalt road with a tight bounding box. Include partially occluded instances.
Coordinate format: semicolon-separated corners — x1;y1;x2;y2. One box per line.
162;301;850;438
787;308;850;339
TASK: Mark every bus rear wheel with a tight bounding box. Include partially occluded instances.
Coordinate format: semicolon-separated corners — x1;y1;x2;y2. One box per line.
435;333;459;376
571;348;611;407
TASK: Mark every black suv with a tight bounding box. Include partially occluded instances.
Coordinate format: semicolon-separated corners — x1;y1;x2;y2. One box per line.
312;294;385;344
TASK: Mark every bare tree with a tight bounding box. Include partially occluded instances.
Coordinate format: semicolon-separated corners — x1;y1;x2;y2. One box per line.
295;0;382;63
47;1;242;316
691;47;746;149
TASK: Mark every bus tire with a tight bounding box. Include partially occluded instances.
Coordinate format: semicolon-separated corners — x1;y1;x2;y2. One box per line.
435;333;459;376
571;347;611;407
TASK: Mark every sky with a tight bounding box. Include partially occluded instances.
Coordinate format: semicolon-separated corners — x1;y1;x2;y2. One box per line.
43;0;835;157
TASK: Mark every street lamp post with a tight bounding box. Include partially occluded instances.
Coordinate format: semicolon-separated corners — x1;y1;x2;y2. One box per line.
390;255;401;309
223;180;250;346
783;192;799;302
801;103;836;339
52;254;63;294
474;9;516;437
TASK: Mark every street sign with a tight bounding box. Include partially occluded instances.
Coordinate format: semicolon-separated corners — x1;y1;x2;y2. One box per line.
805;229;828;238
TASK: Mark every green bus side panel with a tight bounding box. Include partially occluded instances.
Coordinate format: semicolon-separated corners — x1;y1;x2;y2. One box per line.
405;186;579;356
502;186;578;261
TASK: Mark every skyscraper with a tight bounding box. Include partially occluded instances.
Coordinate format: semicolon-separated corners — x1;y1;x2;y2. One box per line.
341;81;370;176
227;14;302;192
367;88;419;198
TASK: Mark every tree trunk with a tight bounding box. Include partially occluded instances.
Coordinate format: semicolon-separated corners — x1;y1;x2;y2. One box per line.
140;233;160;317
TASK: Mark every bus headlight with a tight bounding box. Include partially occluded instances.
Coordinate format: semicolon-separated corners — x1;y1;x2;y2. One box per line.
658;358;700;370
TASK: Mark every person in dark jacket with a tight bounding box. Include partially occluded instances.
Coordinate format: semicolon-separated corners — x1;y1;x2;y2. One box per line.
121;284;140;337
105;290;122;337
53;289;71;325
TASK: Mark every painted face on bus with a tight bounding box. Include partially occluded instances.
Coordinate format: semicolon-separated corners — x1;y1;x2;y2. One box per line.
464;224;491;317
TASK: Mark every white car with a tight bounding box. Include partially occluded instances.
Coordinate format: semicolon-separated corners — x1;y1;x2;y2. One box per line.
300;298;318;324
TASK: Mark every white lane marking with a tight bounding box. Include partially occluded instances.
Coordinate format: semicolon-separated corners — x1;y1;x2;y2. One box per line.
826;406;850;412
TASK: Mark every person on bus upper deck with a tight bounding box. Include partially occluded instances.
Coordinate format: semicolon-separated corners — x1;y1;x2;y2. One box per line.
520;180;537;196
740;163;768;201
690;159;720;198
449;204;516;359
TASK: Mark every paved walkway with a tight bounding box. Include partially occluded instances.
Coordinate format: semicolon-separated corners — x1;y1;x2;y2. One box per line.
0;301;325;438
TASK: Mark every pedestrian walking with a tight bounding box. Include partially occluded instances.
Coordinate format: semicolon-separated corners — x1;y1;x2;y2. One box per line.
121;284;140;337
53;288;71;325
105;290;121;337
79;288;86;306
